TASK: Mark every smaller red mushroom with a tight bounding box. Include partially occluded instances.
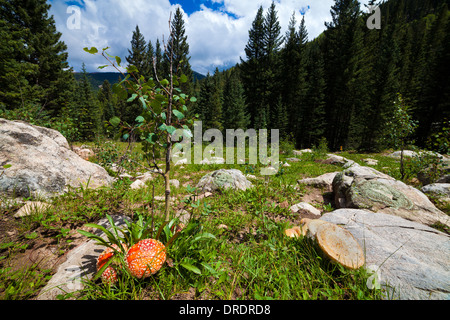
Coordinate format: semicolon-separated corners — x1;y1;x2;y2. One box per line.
96;243;128;284
126;239;166;279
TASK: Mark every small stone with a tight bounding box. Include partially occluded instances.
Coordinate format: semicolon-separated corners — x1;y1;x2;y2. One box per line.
362;158;378;166
14;201;53;218
170;179;180;188
130;180;147;190
290;202;321;217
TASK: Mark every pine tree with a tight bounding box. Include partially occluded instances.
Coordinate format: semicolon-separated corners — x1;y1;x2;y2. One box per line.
97;80;115;131
301;41;326;148
322;0;361;150
126;25;148;78
282;13;309;144
261;1;283;130
154;38;164;80
0;19;36;109
223;68;250;130
0;0;74;116
144;40;154;81
165;7;193;93
75;63;100;140
414;3;449;146
240;6;265;128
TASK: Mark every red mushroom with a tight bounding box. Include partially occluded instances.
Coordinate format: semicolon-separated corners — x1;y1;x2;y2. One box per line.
96;243;128;284
126;239;166;278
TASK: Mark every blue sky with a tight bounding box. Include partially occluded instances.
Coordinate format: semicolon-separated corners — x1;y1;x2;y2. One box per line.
48;0;370;75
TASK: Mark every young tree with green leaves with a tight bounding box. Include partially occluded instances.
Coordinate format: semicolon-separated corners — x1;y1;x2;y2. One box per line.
84;17;196;221
382;94;418;180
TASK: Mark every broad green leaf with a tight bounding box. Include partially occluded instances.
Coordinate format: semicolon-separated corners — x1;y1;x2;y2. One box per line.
83;47;98;54
180;262;202;275
102;46;110;51
123;133;129;140
139;96;147;109
146;133;155;143
2;164;12;169
98;65;109;69
161;112;166;120
115;56;121;66
192;232;216;242
173;110;184;120
160;79;169;86
109;116;121;128
127;93;138;102
127;65;139;73
180;74;188;83
166;126;176;135
135;116;145;123
190;96;197;102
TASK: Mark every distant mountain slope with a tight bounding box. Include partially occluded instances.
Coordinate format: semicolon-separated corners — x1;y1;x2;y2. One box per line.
74;71;206;89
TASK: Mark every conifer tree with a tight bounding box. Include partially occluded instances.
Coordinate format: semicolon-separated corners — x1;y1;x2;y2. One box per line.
261;1;283;130
223;68;250;130
154;38;164;80
240;6;265;128
75;63;100;140
0;0;74;116
165;7;193;93
322;0;361;150
126;25;148;78
300;41;326;148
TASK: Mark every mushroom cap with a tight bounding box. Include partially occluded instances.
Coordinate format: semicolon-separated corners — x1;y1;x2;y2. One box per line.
315;223;365;269
284;226;307;238
126;239;166;278
96;243;128;284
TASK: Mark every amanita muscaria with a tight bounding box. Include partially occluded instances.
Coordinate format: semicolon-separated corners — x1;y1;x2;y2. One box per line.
96;243;128;284
126;239;166;278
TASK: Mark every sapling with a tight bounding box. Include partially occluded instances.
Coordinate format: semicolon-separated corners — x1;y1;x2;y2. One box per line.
84;15;196;221
382;94;418;180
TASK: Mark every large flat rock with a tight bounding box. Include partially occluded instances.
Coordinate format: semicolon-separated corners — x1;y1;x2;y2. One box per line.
321;209;450;300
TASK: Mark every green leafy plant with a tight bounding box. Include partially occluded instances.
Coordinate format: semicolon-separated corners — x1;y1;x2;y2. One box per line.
84;18;196;222
382;94;418;180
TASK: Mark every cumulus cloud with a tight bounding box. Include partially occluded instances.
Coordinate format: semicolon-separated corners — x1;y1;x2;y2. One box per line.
49;0;371;74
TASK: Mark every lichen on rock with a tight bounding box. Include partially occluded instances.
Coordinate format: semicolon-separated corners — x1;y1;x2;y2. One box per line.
349;179;414;210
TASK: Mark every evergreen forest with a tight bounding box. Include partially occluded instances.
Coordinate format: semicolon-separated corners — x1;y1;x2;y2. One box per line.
1;0;449;153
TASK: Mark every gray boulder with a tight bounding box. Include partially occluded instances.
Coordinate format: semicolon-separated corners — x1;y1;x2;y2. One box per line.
298;172;339;191
332;163;450;228
196;169;253;193
421;183;450;197
321;209;450;300
0;119;113;198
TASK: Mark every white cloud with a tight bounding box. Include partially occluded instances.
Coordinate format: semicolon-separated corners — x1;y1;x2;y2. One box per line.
49;0;371;75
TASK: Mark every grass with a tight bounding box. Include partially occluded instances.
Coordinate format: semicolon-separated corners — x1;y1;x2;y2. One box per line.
1;140;445;300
